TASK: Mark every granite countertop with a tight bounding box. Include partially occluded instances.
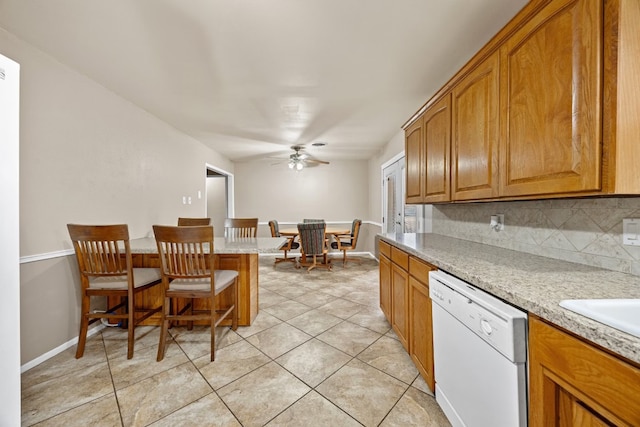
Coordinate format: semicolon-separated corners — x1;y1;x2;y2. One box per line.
129;237;287;254
379;233;640;365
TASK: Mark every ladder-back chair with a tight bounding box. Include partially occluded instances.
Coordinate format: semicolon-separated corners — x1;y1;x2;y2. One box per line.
67;224;162;359
224;217;258;238
177;217;211;226
153;225;238;361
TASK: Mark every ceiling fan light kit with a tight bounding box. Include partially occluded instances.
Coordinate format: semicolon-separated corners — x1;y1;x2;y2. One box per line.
283;145;329;171
288;159;304;170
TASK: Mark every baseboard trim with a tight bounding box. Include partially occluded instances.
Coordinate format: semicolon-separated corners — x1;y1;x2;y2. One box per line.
21;324;105;373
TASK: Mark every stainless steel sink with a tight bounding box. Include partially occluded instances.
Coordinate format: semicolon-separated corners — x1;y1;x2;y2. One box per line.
559;299;640;338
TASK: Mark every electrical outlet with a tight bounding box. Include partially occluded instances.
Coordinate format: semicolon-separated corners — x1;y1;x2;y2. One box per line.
623;219;640;246
490;214;504;231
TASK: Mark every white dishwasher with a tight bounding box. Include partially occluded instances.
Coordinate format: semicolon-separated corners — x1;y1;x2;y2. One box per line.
429;270;528;427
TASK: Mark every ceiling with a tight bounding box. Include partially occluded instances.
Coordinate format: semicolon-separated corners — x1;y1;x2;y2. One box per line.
0;0;528;162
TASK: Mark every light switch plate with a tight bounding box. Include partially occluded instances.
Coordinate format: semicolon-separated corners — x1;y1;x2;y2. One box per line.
623;219;640;246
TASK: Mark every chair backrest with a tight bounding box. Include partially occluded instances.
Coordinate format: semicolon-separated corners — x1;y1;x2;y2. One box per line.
297;222;326;256
177;217;211;226
268;220;280;237
303;218;325;224
67;224;131;280
350;219;362;246
153;225;214;280
224;217;258;238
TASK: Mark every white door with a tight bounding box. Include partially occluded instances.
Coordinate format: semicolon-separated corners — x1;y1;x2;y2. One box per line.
383;157;424;234
0;52;21;425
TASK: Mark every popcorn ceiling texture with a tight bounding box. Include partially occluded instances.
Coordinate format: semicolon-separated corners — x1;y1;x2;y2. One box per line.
431;198;640;276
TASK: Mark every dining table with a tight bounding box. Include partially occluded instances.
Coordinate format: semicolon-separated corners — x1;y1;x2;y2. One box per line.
279;226;350;262
279;227;351;238
123;236;287;327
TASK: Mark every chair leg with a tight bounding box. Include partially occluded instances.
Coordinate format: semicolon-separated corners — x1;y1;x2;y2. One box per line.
343;250;347;266
127;294;135;359
307;255;314;272
210;307;216;362
75;294;91;359
157;296;170;362
232;278;239;331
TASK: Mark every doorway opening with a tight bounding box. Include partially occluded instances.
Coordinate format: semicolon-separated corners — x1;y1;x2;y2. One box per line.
205;164;234;237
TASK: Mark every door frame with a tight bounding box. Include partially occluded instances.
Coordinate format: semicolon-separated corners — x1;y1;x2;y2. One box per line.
205;163;234;218
381;152;405;233
0;52;21;426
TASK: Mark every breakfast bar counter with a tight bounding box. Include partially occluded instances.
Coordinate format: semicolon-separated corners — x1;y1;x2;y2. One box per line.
127;236;287;326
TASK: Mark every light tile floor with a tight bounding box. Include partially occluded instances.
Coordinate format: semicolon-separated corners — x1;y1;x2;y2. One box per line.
21;257;451;427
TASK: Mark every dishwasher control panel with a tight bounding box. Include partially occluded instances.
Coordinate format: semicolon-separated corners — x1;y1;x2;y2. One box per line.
429;270;528;363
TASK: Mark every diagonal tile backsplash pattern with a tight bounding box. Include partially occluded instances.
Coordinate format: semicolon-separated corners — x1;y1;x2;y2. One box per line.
432;198;640;276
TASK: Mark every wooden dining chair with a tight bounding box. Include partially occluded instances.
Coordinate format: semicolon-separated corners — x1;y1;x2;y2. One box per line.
67;224;162;359
269;220;299;265
331;219;362;266
224;217;258;238
303;218;325;224
177;217;211;226
153;225;238;362
296;222;332;272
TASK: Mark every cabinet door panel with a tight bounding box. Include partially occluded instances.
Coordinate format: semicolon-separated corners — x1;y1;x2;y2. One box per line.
452;52;500;200
379;255;392;322
405;118;423;203
500;0;602;197
529;316;640;426
409;276;434;392
423;94;451;203
391;263;409;350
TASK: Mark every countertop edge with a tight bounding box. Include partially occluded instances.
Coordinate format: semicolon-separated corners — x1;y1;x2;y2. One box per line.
378;233;640;366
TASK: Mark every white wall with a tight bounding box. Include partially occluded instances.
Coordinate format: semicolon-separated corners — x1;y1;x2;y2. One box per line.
4;26;233;256
0;27;235;364
234;159;369;223
0;52;21;426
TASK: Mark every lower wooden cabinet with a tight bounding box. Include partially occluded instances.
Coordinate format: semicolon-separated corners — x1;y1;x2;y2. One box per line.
408;257;436;392
391;262;409;350
379;240;436;392
529;316;640;426
379;252;392;322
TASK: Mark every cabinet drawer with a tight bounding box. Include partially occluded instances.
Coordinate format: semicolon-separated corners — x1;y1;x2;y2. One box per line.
379;240;391;258
391;246;409;271
409;257;435;283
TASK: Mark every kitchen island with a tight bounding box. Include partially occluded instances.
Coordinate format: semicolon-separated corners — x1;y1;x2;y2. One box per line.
127;236;287;326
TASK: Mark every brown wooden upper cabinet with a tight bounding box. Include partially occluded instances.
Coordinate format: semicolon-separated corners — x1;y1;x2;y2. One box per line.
405;94;451;203
452;51;500;201
405;117;423;203
499;0;602;197
403;0;640;203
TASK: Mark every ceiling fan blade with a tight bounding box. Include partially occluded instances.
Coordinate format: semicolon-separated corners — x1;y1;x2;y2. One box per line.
305;158;330;165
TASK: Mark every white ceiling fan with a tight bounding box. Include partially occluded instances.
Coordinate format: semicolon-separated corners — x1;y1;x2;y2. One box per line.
273;145;330;170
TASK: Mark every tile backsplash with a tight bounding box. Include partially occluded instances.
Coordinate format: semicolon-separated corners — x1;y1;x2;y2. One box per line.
432;198;640;276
